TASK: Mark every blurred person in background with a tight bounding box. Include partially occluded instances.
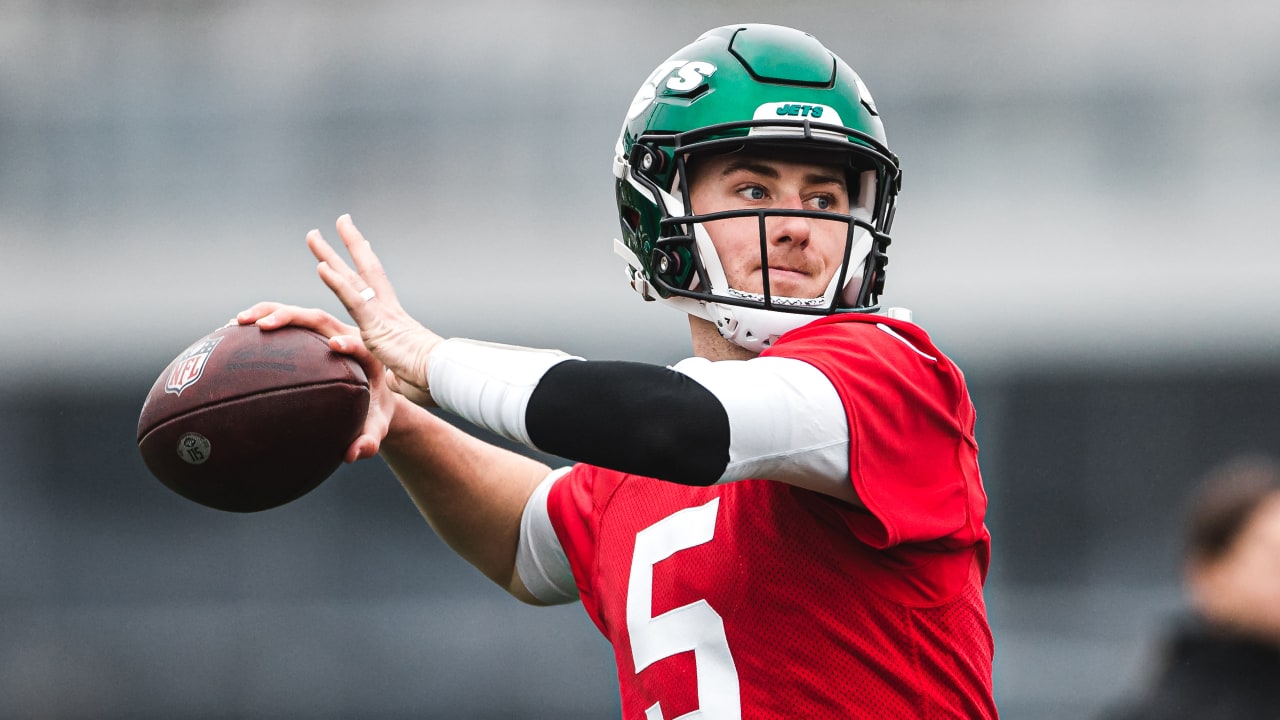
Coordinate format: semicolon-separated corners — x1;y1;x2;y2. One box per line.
1100;454;1280;720
239;23;997;718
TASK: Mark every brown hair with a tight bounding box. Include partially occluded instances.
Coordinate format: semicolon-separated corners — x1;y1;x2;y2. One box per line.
1185;454;1280;565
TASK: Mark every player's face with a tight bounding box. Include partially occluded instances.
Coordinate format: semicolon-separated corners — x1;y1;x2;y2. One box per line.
1193;492;1280;642
688;153;851;300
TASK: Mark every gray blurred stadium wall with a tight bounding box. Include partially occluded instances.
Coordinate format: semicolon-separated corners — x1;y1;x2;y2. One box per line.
3;2;1279;718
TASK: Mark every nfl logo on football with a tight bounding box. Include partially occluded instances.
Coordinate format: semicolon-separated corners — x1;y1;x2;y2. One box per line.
165;337;223;396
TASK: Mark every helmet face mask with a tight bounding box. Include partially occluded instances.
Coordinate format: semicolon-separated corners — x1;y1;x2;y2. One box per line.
613;24;902;352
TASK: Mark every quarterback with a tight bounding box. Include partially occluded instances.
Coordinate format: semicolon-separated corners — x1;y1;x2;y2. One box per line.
240;24;998;719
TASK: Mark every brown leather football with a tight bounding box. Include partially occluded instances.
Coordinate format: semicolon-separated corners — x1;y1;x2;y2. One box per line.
137;323;370;512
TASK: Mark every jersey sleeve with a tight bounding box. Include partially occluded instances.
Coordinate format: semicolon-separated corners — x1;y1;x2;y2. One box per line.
763;315;986;551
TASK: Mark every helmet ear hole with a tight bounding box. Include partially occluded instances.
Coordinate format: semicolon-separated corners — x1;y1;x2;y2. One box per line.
621;206;642;234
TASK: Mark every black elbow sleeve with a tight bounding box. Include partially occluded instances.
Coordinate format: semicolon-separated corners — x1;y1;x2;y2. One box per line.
525;360;730;486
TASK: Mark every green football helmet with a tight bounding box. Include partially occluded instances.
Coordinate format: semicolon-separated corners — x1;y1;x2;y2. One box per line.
613;24;902;352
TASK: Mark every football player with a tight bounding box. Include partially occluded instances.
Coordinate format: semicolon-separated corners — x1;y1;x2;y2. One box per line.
239;23;998;718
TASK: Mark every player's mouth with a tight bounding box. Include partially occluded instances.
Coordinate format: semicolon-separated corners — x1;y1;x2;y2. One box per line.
762;264;816;294
766;265;810;280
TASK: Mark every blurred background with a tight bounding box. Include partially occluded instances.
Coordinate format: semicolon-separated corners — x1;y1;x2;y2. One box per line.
3;1;1280;717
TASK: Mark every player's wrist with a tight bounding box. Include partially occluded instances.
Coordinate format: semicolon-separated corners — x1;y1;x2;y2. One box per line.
409;329;444;398
382;393;446;446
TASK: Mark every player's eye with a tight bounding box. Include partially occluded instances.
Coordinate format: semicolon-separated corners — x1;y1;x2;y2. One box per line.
807;194;842;211
812;196;832;210
737;185;767;202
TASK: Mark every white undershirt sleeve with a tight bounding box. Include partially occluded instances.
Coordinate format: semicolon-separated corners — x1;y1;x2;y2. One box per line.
670;356;854;503
515;466;579;605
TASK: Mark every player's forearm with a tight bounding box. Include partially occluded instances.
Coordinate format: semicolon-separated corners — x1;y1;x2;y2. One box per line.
379;396;550;602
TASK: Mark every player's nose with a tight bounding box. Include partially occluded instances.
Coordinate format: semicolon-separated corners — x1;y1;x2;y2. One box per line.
766;201;810;247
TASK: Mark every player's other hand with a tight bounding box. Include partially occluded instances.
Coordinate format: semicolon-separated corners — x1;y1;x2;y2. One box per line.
306;214;442;408
234;302;395;463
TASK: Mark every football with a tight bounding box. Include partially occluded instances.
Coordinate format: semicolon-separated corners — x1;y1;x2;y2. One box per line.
137;323;370;512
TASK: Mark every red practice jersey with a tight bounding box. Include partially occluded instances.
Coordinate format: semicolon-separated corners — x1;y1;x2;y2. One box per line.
544;314;997;719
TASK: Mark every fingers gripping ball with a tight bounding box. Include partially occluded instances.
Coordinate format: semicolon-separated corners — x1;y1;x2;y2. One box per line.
137;324;370;512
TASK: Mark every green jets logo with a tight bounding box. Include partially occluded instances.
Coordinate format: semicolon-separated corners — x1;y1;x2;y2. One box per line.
752;102;844;128
775;104;825;118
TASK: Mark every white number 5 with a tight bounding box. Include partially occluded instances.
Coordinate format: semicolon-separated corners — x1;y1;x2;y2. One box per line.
627;498;741;720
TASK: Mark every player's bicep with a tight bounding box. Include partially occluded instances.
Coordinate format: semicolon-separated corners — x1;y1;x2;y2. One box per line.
671;356;855;504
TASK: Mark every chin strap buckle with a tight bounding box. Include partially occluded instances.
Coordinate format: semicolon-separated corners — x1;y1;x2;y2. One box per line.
629;270;656;302
614;239;657;302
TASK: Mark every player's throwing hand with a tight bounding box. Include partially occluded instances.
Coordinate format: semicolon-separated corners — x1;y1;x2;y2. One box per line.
306;214;443;407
